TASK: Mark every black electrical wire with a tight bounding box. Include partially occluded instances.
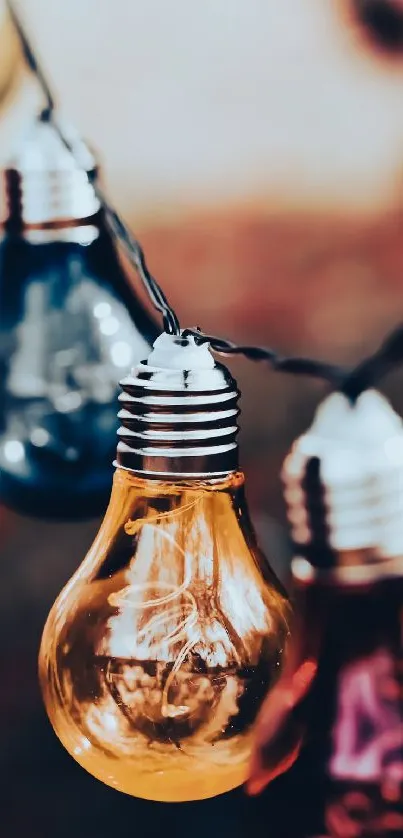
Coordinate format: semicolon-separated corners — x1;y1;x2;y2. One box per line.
89;184;181;336
340;322;403;401
5;0;181;336
5;0;55;117
182;328;348;385
184;323;403;390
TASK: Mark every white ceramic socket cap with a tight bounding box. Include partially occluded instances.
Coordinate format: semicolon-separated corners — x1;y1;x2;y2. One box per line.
146;331;215;371
282;389;403;554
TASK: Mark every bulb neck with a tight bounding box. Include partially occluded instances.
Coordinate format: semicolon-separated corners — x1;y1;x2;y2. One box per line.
115;332;240;479
0;114;100;232
112;467;244;492
1;222;101;245
291;553;403;587
282;390;403;580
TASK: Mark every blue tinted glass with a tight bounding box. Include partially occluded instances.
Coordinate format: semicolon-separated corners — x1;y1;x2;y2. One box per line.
0;230;158;519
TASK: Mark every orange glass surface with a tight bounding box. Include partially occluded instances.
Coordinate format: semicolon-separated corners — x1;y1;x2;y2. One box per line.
39;468;290;802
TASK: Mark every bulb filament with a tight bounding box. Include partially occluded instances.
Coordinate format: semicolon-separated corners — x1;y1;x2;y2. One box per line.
107;502;209;719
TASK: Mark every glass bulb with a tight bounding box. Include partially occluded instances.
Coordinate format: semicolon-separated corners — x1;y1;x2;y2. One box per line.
0;229;157;518
248;563;403;837
247;390;403;836
39;467;290;802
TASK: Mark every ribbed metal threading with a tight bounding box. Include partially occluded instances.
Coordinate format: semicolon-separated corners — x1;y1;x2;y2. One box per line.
0;115;100;232
114;361;240;478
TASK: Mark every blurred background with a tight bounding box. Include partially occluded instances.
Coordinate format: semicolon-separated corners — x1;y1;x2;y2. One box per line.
1;0;403;835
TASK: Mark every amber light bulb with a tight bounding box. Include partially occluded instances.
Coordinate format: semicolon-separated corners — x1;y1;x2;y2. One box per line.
39;332;290;803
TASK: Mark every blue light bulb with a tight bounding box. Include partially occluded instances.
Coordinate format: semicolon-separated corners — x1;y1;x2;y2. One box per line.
0;116;158;519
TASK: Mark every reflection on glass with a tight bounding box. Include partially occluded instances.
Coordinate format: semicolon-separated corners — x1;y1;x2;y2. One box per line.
248;578;403;837
0;231;157;518
39;469;290;802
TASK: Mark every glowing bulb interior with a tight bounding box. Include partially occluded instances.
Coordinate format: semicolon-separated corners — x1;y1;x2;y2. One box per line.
39;469;290;802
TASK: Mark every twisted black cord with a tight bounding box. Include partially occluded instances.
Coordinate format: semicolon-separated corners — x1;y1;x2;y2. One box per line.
340;322;403;401
90;184;181;335
5;0;54;117
6;0;180;335
184;324;403;390
182;328;348;384
47;115;180;334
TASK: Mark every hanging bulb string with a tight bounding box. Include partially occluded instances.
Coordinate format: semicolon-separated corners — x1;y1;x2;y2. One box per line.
8;0;403;387
5;0;181;336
